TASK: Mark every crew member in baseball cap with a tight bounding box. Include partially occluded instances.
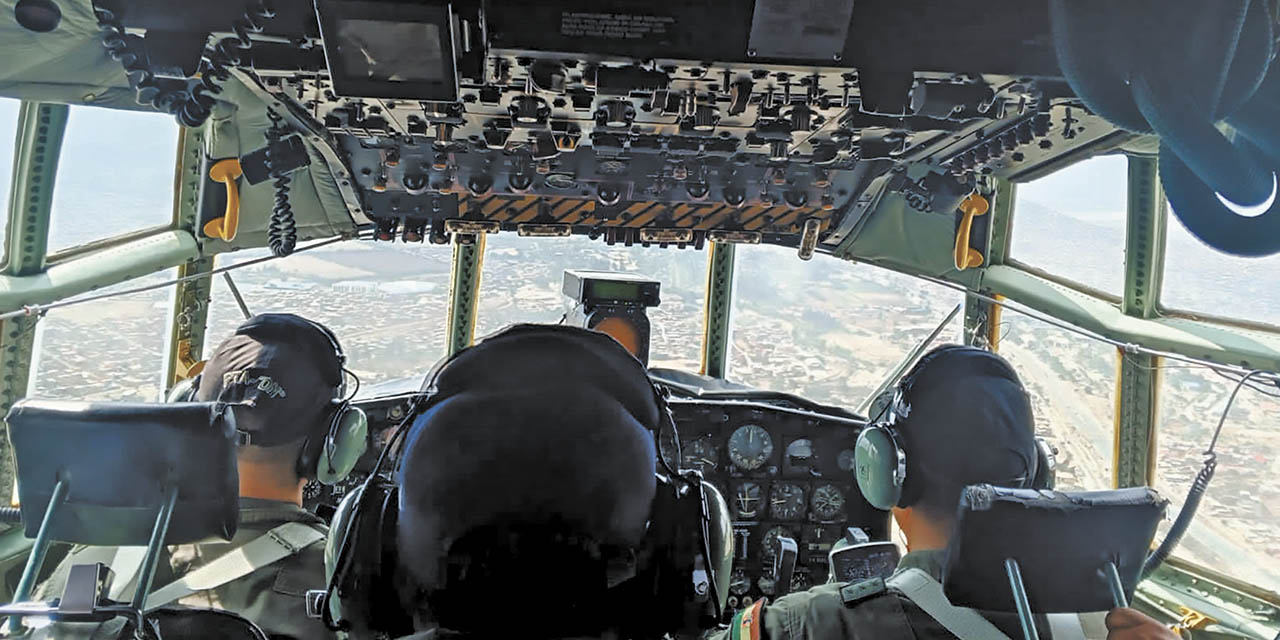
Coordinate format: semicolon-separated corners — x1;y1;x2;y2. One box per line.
710;345;1120;640
36;313;344;640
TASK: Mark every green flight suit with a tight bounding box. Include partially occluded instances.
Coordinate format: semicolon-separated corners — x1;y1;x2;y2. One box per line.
709;550;1106;640
33;499;332;640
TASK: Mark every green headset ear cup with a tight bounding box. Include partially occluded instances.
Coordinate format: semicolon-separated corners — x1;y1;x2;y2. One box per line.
854;426;904;511
316;406;369;486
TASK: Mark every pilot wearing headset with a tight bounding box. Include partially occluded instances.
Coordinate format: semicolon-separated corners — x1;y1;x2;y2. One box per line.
712;344;1168;640
36;313;366;640
321;324;733;640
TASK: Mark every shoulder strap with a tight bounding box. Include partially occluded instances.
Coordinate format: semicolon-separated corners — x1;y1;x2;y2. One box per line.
143;522;326;611
886;568;1012;640
106;546;150;601
1048;613;1086;640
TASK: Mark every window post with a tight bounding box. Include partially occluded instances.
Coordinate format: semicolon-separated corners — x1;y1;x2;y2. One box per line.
0;102;67;492
163;127;214;390
1113;154;1167;488
963;178;1014;349
700;241;736;378
446;234;486;356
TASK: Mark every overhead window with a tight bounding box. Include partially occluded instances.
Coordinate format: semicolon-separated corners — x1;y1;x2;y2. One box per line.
203;243;453;388
476;234;706;372
1010;155;1127;295
1161;207;1280;327
997;315;1117;491
30;270;176;402
729;243;965;408
0;98;20;259
47;106;179;254
1155;366;1280;593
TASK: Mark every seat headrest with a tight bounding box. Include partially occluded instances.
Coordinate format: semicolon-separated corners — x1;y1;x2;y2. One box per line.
7;400;239;546
943;484;1167;613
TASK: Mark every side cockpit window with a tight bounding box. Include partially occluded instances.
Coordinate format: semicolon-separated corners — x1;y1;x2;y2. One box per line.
47;106;179;255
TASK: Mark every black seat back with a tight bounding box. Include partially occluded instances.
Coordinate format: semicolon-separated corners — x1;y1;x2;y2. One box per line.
7;400;239;546
943;484;1167;613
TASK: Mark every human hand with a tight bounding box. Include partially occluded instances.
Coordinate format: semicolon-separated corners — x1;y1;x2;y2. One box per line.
1105;608;1181;640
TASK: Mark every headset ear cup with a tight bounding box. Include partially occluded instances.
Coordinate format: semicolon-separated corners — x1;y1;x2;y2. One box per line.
166;376;200;403
854;426;905;510
315;405;369;485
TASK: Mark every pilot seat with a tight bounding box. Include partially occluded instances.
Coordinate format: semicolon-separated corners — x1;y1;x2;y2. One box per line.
0;400;269;639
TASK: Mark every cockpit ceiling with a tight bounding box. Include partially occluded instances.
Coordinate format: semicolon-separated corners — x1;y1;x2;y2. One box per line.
0;0;1139;255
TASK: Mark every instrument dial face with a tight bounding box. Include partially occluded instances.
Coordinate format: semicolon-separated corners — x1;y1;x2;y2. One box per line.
757;574;776;596
762;525;794;560
728;424;774;470
729;567;751;596
837;448;857;472
770;482;806;520
681;438;719;474
811;484;846;522
735;482;764;519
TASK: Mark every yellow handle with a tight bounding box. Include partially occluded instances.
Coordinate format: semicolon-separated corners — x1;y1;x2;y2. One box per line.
203;158;244;242
954;192;990;271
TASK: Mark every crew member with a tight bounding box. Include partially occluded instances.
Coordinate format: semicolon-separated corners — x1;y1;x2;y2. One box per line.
325;325;731;640
38;313;351;640
711;345;1116;640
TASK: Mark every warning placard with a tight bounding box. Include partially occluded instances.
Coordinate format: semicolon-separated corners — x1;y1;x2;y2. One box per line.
560;12;675;39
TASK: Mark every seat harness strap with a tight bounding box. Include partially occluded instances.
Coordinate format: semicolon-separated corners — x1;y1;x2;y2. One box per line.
103;522;324;610
887;568;1012;640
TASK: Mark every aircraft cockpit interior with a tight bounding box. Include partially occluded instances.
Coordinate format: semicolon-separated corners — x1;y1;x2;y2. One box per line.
0;0;1278;638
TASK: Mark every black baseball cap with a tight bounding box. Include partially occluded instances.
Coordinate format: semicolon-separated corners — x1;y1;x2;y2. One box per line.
195;313;343;447
895;345;1039;507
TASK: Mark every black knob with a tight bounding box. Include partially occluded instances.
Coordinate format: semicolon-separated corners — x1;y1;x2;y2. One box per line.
691;105;717;132
686;182;710;200
468;174;493;195
403;173;429;195
597;184;623;206
723;185;746;207
509;172;533;192
512;95;545;124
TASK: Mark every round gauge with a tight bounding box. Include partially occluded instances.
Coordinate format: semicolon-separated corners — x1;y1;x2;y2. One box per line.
837;448;857;472
681;439;718;474
790;569;812;592
728;424;774;471
770;482;806;520
735;482;764;519
761;525;794;560
811;484;846;522
729;567;751;596
544;172;578;189
757;575;776;596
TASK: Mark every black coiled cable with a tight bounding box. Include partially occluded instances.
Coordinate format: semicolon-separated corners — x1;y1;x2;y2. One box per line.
181;0;278;128
1140;458;1214;579
0;507;21;525
92;3;188;118
1141;369;1267;579
265;109;298;257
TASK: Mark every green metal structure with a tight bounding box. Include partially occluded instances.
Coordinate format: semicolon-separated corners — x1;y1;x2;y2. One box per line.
445;235;487;357
700;242;736;379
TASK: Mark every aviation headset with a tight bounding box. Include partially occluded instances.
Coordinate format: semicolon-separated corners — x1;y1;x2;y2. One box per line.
321;324;733;639
167;315;368;486
854;344;1056;511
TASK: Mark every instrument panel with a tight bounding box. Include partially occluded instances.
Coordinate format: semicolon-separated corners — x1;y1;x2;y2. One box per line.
306;389;891;611
665;399;889;609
